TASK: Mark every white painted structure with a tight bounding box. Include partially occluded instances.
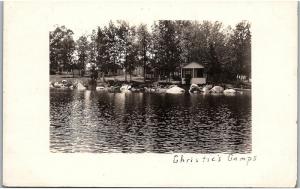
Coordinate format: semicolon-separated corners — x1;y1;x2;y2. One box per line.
181;62;206;85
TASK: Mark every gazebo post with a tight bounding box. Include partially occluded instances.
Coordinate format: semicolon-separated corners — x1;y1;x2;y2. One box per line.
181;68;183;84
192;68;195;78
181;68;183;78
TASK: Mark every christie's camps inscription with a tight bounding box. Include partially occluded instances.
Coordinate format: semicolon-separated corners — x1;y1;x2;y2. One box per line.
49;20;251;153
173;154;257;165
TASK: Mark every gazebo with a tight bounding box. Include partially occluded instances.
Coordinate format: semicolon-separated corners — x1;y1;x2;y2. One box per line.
181;62;206;85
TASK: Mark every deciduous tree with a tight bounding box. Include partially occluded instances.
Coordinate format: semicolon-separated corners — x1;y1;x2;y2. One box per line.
76;35;89;75
50;25;75;73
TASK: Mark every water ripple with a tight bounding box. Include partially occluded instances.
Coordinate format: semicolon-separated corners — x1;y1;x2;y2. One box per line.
50;89;251;153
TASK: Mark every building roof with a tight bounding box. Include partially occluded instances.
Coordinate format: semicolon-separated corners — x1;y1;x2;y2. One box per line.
182;62;204;69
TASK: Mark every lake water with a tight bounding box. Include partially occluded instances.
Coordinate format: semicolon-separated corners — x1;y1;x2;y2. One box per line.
50;89;251;153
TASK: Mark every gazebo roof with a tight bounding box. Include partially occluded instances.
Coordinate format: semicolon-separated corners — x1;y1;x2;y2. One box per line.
182;62;204;69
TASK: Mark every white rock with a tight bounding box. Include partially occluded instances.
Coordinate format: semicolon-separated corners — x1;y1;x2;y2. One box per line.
120;84;131;92
53;82;63;88
96;86;105;90
202;85;212;93
211;86;224;93
189;83;201;93
190;83;198;88
223;89;236;94
166;85;185;94
202;87;210;93
77;82;86;90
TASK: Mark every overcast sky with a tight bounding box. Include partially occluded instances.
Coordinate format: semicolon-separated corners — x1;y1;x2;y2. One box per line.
51;19;157;40
48;2;248;40
51;19;241;40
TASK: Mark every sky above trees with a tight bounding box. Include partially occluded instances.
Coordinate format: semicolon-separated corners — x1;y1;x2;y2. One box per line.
51;20;241;41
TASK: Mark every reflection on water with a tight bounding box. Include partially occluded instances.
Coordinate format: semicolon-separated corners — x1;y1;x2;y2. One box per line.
50;89;251;153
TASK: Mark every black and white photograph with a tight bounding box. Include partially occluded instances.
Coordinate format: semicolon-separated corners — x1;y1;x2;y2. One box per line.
49;20;252;153
4;1;297;187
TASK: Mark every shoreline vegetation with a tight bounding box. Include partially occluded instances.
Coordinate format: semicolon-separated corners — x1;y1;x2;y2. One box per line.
50;20;251;91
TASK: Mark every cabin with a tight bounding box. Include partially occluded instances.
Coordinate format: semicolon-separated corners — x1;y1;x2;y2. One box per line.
181;62;206;85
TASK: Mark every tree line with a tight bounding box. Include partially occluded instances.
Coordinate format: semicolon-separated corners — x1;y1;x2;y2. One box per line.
50;20;251;83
